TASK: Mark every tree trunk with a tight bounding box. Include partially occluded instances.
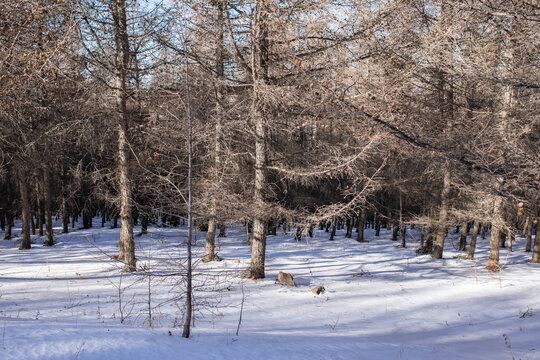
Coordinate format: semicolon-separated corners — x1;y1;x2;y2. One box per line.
61;197;69;233
268;220;277;235
218;223;226;237
43;167;54;246
425;225;434;254
525;216;533;252
141;215;148;235
467;221;480;259
329;219;336;240
507;226;514;252
18;172;32;250
248;0;269;280
419;224;425;249
112;0;135;272
203;218;221;262
486;185;504;271
391;221;398;241
31;212;36;236
182;56;194;338
37;196;44;237
481;222;487;240
356;209;367;243
459;221;468;251
345;216;353;238
401;224;406;248
532;218;540;263
295;226;302;241
433;170;451;259
375;215;381;236
4;213;14;240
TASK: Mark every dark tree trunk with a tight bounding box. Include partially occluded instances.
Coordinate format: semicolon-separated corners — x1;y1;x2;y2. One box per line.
401;224;407;248
31;212;36;236
459;221;468;251
83;209;92;229
43;167;54;246
61;198;69;233
356;209;367;243
38;203;44;237
498;230;506;248
392;221;399;241
133;210;138;226
375;215;381;236
329;219;336;240
424;225;434;254
18;173;32;250
295;226;302;241
141;215;148;235
218;223;226;237
419;224;425;249
345;216;353;238
268;220;277;235
4;213;14;240
467;221;480;259
532;218;540;263
525;216;533;252
481;222;487;240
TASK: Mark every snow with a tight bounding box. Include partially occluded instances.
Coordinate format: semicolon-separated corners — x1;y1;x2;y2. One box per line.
0;220;539;360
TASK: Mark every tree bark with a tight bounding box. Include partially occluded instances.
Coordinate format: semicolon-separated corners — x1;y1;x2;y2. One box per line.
141;215;148;235
203;218;221;262
329;218;336;240
43;167;54;246
487;183;504;271
467;221;480;259
525;216;533;252
295;226;302;241
356;209;367;243
459;221;468;251
391;221;398;241
61;197;69;233
18;171;32;250
532;218;540;263
419;224;425;249
345;216;353;238
433;170;451;259
112;0;136;272
248;0;269;279
4;212;14;240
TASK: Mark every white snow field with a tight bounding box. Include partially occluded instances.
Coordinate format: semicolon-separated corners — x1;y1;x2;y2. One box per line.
0;220;538;360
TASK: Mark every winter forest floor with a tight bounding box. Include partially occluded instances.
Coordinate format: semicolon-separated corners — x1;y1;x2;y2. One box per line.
0;220;539;360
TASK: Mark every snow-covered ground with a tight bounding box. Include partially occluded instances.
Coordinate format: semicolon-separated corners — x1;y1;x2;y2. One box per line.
0;220;538;360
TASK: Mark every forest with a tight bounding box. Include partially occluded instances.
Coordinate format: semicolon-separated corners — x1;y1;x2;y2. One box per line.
0;0;539;359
